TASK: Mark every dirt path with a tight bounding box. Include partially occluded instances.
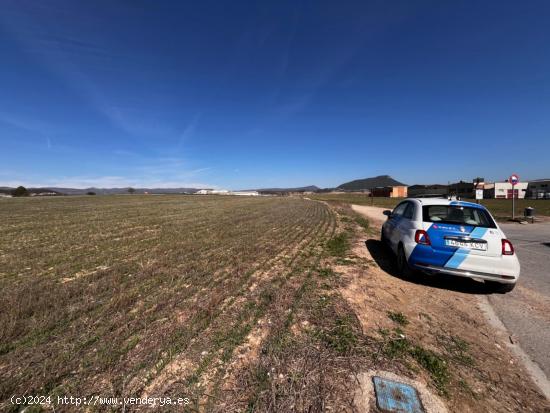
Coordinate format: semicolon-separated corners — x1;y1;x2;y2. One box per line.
351;204;387;226
344;204;550;412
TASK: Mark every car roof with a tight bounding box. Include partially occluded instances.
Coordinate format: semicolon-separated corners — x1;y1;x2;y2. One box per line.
404;197;487;209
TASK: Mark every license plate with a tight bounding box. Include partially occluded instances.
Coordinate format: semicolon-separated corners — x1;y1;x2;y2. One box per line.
445;239;487;251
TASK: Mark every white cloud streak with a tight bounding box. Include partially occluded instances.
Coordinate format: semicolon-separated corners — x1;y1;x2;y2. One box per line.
2;175;217;189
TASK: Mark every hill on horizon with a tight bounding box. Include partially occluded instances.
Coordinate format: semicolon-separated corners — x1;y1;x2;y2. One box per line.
247;185;320;193
337;175;407;191
0;187;201;195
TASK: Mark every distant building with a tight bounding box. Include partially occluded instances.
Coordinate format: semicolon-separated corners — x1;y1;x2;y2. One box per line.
30;192;58;197
196;189;229;195
371;185;408;198
449;180;475;199
196;189;258;196
232;191;260;196
527;179;550;199
407;184;448;197
484;182;528;199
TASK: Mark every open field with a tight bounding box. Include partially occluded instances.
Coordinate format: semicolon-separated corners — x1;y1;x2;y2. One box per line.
309;193;550;220
1;195;548;412
1;195;383;412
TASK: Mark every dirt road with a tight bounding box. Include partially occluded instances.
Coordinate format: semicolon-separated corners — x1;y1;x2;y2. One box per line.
351;205;388;227
490;222;550;378
347;204;550;410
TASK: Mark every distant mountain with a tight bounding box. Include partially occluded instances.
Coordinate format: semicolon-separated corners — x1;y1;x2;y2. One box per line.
59;187;202;195
0;187;201;195
1;185;322;195
0;187;14;194
0;186;63;195
248;185;320;193
337;175;406;191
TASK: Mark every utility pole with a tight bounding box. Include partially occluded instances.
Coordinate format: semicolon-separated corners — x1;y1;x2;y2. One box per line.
509;174;520;220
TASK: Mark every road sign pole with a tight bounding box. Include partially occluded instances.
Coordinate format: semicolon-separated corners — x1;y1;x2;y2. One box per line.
512;185;515;220
509;174;520;221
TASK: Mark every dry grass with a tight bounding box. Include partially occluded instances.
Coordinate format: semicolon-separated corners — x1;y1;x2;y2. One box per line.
0;195;344;410
4;194;544;412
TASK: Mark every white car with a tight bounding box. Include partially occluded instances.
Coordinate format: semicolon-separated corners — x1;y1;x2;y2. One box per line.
381;198;520;293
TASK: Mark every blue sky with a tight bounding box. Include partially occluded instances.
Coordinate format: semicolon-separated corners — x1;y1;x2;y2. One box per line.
1;1;549;189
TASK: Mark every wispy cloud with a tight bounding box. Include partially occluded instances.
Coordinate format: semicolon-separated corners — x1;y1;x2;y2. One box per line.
2;175;217;189
0;5;178;140
104;105;179;138
0;111;54;149
0;111;48;133
2;152;215;189
180;114;201;142
135;158;212;177
176;113;202;152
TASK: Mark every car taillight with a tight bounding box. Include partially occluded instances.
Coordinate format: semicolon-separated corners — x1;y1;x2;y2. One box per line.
501;239;514;255
415;230;431;245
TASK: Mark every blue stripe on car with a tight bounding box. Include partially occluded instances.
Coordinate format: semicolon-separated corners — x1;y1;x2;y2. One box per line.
469;227;488;239
408;243;453;267
408;223;488;269
407;222;470;267
445;248;470;268
409;225;489;269
444;226;488;268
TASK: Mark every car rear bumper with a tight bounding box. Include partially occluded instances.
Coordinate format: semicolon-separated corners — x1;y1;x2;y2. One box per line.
412;262;518;284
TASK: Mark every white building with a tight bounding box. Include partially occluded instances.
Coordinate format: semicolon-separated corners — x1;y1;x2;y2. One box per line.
527;179;550;199
195;189;212;195
196;189;259;196
195;189;230;195
483;182;528;199
231;191;259;196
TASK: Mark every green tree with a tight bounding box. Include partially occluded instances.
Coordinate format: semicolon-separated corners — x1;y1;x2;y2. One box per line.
128;187;136;194
12;186;29;197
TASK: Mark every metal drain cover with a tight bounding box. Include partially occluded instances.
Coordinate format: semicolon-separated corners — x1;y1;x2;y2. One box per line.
373;376;425;413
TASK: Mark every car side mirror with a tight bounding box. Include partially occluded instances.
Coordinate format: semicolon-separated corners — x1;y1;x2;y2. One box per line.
383;210;392;218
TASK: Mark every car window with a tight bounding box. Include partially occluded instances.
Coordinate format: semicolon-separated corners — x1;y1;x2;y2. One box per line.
422;205;496;228
403;202;415;219
392;202;408;217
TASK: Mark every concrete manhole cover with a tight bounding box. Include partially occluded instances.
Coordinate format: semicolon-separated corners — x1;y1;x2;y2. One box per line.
373;376;425;413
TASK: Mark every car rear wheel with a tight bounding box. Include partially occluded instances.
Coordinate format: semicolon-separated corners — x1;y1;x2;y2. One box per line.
397;244;414;279
486;281;516;294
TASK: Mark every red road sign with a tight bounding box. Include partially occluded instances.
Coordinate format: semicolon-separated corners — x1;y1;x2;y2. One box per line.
509;174;520;186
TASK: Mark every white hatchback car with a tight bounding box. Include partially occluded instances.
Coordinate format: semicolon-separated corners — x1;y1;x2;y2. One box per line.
381;198;520;293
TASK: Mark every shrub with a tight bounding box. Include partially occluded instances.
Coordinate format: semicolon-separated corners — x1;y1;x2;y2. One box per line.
326;233;349;257
12;186;29;197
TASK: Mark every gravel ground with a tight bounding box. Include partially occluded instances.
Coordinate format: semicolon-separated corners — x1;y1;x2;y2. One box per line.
490;221;550;378
351;204;550;409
